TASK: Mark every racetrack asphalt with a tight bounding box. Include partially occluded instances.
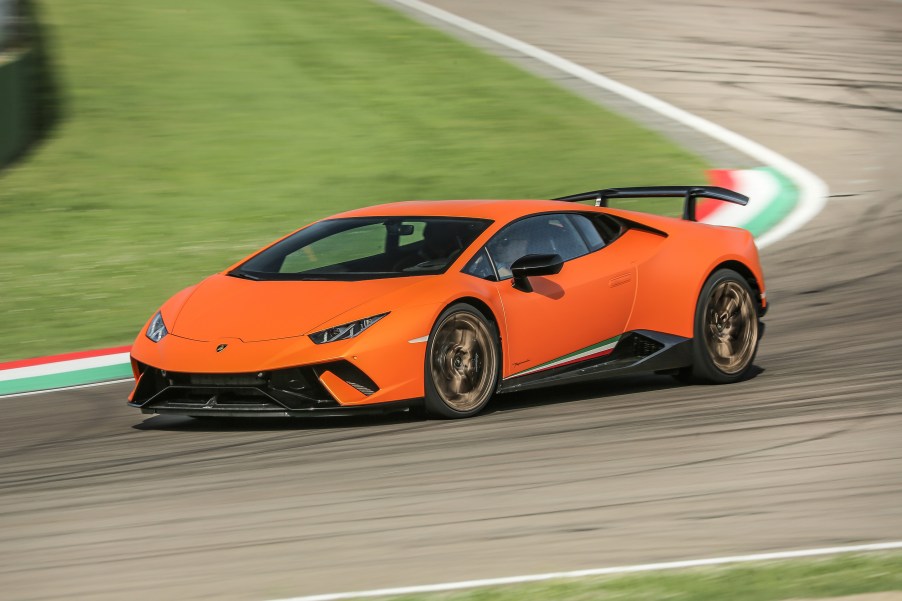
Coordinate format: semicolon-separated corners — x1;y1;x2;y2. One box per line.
2;1;901;599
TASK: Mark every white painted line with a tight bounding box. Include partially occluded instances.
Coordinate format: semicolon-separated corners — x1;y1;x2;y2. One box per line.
0;378;132;399
386;0;828;249
0;0;822;396
0;352;131;382
267;540;902;601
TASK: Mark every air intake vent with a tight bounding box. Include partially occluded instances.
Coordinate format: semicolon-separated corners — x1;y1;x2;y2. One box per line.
614;333;665;359
315;361;379;397
347;381;376;396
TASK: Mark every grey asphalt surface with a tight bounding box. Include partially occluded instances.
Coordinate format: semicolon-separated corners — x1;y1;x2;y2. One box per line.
2;1;902;599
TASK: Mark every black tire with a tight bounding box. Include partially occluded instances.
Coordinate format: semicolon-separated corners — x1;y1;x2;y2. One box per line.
424;303;500;419
677;268;760;384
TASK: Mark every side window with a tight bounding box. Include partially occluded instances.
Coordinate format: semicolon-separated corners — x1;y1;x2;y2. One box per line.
568;214;605;251
485;214;589;280
594;214;624;243
462;247;497;280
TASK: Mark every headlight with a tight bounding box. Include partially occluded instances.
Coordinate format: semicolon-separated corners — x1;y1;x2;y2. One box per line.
309;313;388;344
146;311;169;343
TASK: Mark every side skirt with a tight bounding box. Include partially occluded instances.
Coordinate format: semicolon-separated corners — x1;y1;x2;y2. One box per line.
497;330;692;394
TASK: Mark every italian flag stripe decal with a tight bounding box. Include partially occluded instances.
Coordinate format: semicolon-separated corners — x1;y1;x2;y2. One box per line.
0;348;132;396
509;335;621;378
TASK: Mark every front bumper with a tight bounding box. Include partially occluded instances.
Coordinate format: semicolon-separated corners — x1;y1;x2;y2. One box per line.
128;360;417;417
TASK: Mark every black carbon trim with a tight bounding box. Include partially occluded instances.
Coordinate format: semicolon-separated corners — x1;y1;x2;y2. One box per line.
130;398;419;418
497;330;692;394
129;359;382;414
553;186;748;222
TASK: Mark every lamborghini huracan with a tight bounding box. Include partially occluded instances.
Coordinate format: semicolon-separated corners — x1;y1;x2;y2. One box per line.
128;186;766;419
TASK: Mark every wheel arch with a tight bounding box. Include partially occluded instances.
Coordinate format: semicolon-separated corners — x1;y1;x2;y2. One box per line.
438;295;505;377
706;260;765;313
448;296;500;327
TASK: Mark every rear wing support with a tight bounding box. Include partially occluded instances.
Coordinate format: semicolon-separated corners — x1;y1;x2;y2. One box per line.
552;186;749;222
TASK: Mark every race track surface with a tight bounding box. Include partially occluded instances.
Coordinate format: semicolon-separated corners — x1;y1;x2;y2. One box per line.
2;1;901;599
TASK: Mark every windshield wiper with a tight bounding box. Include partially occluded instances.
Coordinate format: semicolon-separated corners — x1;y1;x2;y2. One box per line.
227;270;261;281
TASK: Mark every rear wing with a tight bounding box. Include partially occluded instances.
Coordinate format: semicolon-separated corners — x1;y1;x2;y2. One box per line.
552;186;749;222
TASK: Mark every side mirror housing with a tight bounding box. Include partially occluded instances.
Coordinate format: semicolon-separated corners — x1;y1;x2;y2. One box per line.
510;253;563;292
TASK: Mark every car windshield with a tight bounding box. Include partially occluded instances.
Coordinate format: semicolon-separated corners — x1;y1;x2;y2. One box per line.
231;217;492;281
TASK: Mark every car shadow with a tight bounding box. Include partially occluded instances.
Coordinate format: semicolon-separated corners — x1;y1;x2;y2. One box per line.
132;366;764;431
483;374;684;416
131;408;420;432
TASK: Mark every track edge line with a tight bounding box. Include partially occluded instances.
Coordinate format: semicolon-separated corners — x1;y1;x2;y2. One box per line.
384;0;828;251
266;541;902;601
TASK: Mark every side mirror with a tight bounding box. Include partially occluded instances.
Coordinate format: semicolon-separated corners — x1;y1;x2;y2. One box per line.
510;253;563;292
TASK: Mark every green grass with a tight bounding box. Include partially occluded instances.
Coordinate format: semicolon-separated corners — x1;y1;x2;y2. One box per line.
386;553;902;601
0;0;708;361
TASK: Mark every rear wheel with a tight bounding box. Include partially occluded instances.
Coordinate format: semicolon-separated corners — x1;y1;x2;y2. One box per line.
678;269;760;384
424;304;500;418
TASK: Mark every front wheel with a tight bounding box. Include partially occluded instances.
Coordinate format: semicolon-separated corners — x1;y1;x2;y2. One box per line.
679;269;760;384
424;304;500;419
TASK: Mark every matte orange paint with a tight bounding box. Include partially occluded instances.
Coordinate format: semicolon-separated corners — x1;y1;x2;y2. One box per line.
130;199;766;407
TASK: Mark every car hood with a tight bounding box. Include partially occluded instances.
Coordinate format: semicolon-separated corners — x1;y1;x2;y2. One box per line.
170;273;422;342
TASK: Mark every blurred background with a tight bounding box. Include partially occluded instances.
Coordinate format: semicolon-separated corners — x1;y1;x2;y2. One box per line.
0;0;707;363
1;1;900;600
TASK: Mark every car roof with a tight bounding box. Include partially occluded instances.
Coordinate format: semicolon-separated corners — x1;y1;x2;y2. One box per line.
331;199;590;222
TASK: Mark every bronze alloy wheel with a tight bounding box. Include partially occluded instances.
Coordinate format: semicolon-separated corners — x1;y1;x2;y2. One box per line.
702;279;759;375
429;310;498;414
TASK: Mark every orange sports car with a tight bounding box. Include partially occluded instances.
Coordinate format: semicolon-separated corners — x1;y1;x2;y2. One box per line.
128;187;766;419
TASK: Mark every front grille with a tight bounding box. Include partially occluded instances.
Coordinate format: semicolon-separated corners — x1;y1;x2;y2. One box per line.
188;373;265;387
131;360;380;413
151;388;284;412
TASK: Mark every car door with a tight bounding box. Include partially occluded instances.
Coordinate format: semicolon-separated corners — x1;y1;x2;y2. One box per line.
474;212;637;379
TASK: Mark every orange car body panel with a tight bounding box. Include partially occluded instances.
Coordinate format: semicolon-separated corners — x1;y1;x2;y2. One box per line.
130;199;766;408
493;243;637;376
